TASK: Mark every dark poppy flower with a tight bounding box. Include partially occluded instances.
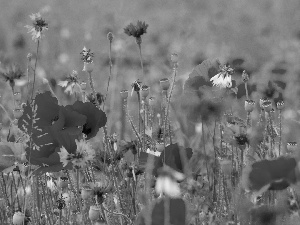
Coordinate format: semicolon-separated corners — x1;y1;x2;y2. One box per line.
242;156;299;197
18;92;87;173
140;143;193;181
66;101;107;139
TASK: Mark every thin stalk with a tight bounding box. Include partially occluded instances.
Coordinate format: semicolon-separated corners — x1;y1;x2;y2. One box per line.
26;57;31;96
142;99;146;151
164;197;170;225
103;38;113;111
245;83;249;100
137;92;141;134
31;40;40;102
102;204;133;224
111;169;126;220
40;176;53;225
0;173;11;210
0;103;13;123
10;172;21;210
279;109;282;155
163;64;177;148
137;43;144;83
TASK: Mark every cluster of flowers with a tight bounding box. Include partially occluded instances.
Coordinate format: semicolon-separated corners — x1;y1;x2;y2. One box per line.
17;91;107;173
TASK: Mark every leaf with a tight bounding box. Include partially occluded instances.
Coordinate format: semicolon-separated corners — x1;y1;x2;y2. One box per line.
135;197;187;225
184;59;220;91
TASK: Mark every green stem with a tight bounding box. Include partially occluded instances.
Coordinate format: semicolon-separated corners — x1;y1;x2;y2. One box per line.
103;39;113;111
31;40;40;102
245;83;249;100
137;43;144;83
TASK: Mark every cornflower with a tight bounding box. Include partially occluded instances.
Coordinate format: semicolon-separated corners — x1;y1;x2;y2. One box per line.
58;70;82;95
0;64;25;89
25;12;48;41
58;139;95;168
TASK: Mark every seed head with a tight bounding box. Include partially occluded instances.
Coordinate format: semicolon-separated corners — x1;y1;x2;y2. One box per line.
242;70;249;83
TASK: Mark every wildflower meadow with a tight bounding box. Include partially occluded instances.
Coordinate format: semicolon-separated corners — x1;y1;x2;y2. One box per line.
1;1;300;225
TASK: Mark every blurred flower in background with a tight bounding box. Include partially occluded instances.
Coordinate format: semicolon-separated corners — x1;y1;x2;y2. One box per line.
58;70;82;95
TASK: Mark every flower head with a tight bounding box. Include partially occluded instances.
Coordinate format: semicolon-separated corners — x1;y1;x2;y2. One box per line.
210;64;234;88
86;92;104;106
80;47;94;63
131;79;142;96
124;21;148;39
58;147;73;167
58;139;95;168
25;12;48;41
0;64;25;89
58;70;82;95
155;175;181;198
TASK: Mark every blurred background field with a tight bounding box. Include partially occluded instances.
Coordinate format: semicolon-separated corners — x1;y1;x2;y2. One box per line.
1;0;300;141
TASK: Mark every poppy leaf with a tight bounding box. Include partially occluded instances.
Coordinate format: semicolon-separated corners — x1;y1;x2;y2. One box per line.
184;58;220;91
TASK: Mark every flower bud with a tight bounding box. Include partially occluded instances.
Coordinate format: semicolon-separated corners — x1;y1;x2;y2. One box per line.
245;100;255;112
140;85;149;99
107;32;114;42
160;78;170;91
89;205;101;221
13;212;25;225
262;100;272;112
83;62;94;73
277;101;284;110
259;98;268;109
242;70;249;83
120;90;129;99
